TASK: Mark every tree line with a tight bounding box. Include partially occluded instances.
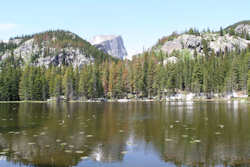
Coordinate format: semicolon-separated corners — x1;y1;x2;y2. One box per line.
0;47;249;101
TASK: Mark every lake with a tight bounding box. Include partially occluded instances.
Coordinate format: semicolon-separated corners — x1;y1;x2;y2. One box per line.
0;101;249;167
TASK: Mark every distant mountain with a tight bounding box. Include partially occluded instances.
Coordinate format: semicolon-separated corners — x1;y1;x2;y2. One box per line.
152;21;250;56
0;30;114;67
91;35;127;59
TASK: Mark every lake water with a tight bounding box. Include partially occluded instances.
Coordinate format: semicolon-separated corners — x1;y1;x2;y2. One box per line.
0;102;249;167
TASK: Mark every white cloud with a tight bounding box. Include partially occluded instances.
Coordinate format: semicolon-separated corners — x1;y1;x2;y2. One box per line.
0;23;17;31
126;48;141;60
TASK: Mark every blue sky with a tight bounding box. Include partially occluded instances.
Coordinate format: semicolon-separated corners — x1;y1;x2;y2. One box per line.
0;0;249;56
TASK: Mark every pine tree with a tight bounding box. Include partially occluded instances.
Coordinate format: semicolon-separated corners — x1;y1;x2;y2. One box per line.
220;27;224;36
79;65;89;99
229;28;235;36
0;54;21;101
146;56;155;98
54;74;62;100
191;63;203;94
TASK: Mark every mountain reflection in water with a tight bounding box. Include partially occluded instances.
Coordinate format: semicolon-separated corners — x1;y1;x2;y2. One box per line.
0;102;249;167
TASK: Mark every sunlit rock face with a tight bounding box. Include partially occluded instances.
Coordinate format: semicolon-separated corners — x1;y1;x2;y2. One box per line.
0;30;110;68
235;24;250;34
91;35;127;59
160;33;250;55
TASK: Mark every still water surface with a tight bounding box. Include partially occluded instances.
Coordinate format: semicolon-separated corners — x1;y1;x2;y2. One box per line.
0;102;249;167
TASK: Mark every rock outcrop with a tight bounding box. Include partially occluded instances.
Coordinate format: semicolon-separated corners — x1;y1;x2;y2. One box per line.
0;30;111;67
160;33;250;55
235;24;250;34
1;38;93;67
91;35;127;59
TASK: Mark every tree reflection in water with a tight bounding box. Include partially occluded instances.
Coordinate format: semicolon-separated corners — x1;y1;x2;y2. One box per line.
0;102;249;167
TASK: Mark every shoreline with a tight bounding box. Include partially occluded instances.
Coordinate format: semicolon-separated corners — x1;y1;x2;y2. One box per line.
0;97;249;104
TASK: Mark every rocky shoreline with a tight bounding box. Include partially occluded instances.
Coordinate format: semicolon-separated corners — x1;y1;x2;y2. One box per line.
0;97;249;103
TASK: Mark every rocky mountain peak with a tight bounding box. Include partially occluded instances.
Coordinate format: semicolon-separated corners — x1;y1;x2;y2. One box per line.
0;30;112;67
91;35;118;45
91;35;127;59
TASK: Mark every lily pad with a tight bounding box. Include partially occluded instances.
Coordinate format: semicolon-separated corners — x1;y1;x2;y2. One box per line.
182;135;188;138
81;156;88;160
86;135;93;138
68;145;74;148
215;132;221;135
60;143;67;146
40;132;46;136
65;150;72;153
75;150;84;154
190;139;201;144
165;138;173;142
219;125;224;129
121;151;128;154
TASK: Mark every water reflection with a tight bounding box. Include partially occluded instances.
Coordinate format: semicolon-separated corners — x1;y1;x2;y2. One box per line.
0;102;249;167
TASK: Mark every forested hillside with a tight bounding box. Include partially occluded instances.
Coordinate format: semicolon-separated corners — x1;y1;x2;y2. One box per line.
0;24;250;101
0;46;249;101
0;30;115;67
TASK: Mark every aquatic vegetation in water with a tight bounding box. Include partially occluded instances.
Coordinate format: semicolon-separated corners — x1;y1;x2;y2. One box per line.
190;139;201;144
40;132;46;136
86;135;93;138
65;150;72;153
60;143;67;146
165;138;173;142
219;125;224;129
121;151;128;154
0;102;248;167
75;150;84;154
68;145;74;148
182;135;188;138
2;149;9;152
56;139;62;142
81;156;89;160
